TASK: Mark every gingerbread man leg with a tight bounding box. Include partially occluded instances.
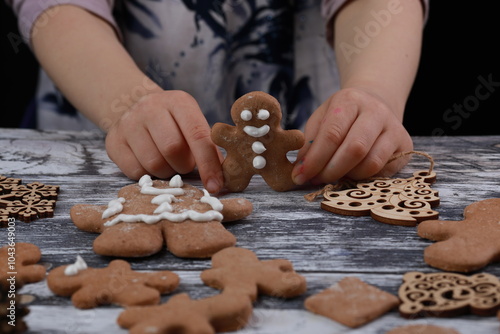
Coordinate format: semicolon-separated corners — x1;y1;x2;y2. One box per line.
260;161;296;192
221;158;254;192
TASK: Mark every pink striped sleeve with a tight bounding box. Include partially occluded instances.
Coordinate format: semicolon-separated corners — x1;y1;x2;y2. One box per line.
321;0;430;47
5;0;119;46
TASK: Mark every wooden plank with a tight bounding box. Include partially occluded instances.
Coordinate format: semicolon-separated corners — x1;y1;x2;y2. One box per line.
1;129;500;333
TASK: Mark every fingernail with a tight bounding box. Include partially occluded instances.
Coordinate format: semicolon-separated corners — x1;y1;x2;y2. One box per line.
206;177;220;194
293;173;307;185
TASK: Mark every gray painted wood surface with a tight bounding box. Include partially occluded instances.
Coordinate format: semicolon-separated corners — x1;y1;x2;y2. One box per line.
1;129;499;333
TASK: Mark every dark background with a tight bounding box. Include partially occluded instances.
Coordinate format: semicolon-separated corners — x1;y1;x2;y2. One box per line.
2;2;499;135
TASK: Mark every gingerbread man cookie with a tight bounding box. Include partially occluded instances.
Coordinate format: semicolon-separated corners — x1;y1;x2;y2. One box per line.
70;175;253;258
201;246;307;300
417;198;500;272
212;91;305;192
47;257;179;309
0;243;46;287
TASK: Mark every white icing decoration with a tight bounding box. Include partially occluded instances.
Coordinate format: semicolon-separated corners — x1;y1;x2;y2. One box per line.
102;197;126;219
257;109;270;120
200;189;224;211
154;202;173;214
139;174;184;195
240;109;252;121
169;174;183;188
104;174;227;227
252;141;266;154
64;255;88;276
103;210;223;227
253;156;267;169
243;125;270;137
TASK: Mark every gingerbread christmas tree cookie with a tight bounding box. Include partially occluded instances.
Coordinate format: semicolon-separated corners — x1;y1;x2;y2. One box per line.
212;91;305;192
418;198;500;272
70;175;253;258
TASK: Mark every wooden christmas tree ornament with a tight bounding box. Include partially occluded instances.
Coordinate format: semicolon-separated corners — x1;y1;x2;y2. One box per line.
321;169;440;227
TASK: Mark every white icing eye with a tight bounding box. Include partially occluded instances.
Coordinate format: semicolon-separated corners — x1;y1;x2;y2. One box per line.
257;109;270;120
240;109;252;121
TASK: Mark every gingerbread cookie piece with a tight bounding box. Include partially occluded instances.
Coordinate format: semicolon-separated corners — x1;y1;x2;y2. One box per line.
117;290;253;334
47;257;179;309
70;175;253;258
386;324;461;334
0;243;46;287
304;277;399;328
321;170;439;226
398;271;500;318
417;198;500;272
212;91;305;192
201;247;307;300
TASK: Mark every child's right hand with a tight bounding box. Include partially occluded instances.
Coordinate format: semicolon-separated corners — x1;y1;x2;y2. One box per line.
105;90;224;193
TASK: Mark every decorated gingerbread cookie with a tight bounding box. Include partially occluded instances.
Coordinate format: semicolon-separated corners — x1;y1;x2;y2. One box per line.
70;175;253;258
417;198;500;272
47;257;179;309
201;246;307;300
212;91;305;192
398;271;500;318
304;277;399;328
0;243;46;287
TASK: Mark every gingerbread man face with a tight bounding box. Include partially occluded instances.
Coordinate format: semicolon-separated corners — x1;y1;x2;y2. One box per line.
212;91;305;192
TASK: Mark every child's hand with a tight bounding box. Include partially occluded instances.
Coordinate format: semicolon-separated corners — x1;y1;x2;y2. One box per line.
105;90;224;193
292;87;413;185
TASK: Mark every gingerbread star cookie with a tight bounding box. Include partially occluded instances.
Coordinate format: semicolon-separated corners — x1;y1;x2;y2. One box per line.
304;277;399;328
47;257;179;309
212;91;305;192
417;198;500;272
70;175;253;258
0;243;46;287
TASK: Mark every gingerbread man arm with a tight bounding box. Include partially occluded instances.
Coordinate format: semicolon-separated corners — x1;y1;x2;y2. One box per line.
280;129;305;152
211;123;236;148
417;220;461;241
70;204;107;233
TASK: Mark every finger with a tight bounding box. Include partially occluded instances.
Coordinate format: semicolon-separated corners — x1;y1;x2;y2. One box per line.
292;104;357;185
105;133;150;180
146;110;196;175
311;113;386;183
126;124;176;179
169;94;223;193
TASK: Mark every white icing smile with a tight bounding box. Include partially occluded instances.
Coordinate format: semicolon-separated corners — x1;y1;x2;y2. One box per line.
243;125;270;137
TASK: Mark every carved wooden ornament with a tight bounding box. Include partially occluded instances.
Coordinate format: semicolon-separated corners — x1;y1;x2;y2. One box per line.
398;271;500;318
321;170;440;226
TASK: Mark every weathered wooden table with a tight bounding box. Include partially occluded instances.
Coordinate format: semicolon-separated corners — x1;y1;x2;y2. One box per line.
1;128;499;334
